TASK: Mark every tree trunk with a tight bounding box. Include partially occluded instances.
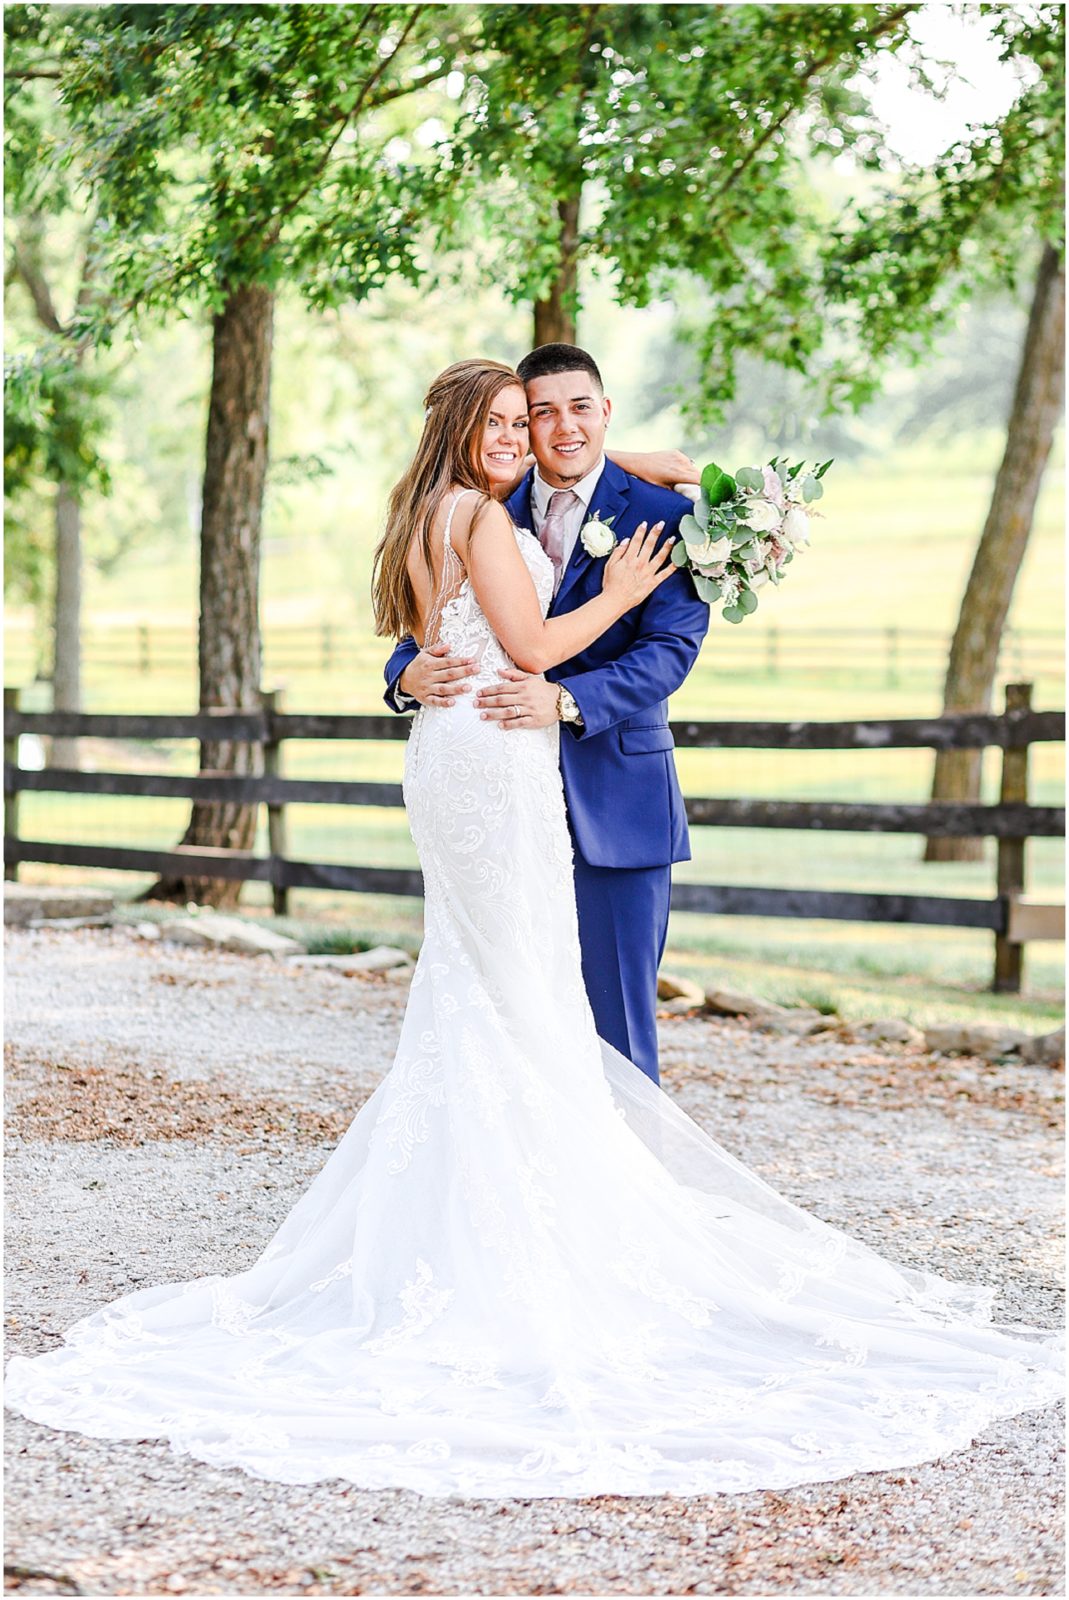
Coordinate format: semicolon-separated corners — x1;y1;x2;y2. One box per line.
144;283;274;907
533;194;580;347
49;480;82;770
924;243;1065;862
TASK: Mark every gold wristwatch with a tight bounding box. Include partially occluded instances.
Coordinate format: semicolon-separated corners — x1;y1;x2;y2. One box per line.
557;686;583;728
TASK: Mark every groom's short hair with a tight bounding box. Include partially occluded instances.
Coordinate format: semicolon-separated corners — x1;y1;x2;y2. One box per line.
516;343;603;392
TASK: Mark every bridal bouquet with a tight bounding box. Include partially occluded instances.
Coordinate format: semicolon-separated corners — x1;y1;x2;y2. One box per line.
673;457;832;622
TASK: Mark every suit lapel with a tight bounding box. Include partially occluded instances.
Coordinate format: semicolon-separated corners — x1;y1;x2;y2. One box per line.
506;472;535;536
551;459;630;614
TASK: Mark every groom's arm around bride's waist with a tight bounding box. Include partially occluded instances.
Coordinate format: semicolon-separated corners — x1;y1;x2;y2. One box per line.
383;636;421;713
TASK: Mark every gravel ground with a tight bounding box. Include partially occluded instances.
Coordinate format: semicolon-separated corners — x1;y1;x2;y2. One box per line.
4;926;1065;1598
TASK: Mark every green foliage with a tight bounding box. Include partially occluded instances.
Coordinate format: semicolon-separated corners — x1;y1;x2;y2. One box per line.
447;1;919;374
21;4;480;322
817;4;1065;408
5;344;111;496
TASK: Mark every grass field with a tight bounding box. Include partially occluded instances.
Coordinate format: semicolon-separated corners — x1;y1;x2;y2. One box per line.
6;437;1064;1031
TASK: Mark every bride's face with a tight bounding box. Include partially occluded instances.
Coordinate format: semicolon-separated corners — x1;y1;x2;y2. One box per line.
478;384;528;495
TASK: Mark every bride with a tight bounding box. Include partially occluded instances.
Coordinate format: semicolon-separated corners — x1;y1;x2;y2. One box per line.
5;359;1062;1499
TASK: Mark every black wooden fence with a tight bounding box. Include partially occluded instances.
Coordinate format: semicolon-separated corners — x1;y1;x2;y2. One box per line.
4;682;1064;993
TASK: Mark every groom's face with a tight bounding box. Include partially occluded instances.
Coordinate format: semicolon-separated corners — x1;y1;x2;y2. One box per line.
525;370;612;489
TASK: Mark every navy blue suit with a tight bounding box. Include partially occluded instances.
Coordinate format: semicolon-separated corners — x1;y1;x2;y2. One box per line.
384;460;710;1082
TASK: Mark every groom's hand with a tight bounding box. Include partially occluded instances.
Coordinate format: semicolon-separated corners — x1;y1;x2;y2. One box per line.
476;670;559;729
399;643;476;708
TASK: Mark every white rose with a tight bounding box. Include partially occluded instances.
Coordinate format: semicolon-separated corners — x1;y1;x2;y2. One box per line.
783;505;810;546
740;497;782;534
691;534;732;568
579;517;616;558
749;569;771;589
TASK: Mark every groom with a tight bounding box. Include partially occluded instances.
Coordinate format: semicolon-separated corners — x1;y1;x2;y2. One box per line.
383;343;709;1084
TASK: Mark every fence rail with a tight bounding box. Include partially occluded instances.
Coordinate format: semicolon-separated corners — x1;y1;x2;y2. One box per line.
4;683;1064;993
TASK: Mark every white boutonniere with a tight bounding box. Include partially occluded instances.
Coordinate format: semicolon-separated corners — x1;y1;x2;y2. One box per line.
579;515;616;558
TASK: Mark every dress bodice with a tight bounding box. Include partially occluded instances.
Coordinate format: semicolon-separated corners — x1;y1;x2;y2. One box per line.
428;490;554;686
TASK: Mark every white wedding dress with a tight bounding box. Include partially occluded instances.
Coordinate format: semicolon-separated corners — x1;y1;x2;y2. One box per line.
5;494;1063;1498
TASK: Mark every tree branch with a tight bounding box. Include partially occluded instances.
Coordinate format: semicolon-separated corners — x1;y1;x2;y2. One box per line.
707;5;916;207
13;232;64;335
257;4;430;252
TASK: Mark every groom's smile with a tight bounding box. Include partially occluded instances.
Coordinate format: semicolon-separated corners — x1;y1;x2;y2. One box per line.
525;370;612;488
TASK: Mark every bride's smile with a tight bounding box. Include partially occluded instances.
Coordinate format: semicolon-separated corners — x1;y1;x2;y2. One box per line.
478;385;529;496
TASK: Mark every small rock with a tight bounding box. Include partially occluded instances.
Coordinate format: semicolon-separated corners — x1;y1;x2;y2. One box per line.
288;946;413;974
705;988;792;1022
657;972;706;1007
924;1022;1031;1059
852;1018;925;1047
1013;1024;1066;1068
160;915;303;957
25;914;114;931
4;884;114;926
761;1008;830;1036
135;921;162;941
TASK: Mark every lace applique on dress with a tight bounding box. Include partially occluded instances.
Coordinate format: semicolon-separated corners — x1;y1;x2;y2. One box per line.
422;488;479;651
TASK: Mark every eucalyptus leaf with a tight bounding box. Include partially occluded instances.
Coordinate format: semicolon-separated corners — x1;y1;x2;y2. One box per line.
692;573;722;602
738;587;759;614
734;466;763;492
802;475;824;503
693;497;711;531
670;540;691;567
722;604;746;623
680;513;707;545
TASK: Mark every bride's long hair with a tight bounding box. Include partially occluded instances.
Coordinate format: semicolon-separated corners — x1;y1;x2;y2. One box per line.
372;358;521;639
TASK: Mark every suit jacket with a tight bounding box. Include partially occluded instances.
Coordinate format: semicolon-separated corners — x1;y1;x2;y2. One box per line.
383;459;710;867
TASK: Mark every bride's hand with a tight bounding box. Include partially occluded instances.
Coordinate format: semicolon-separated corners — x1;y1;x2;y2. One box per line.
602;521;676;610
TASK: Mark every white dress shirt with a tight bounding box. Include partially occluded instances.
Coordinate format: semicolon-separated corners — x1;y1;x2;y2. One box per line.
530;455;607;579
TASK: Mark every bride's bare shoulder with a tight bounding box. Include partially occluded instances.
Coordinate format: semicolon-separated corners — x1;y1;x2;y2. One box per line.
448;491;512;556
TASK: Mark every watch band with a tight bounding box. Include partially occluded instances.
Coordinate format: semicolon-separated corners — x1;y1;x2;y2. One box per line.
557;686;583;726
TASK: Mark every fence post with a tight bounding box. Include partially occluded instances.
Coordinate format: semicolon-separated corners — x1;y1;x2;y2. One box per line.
886;625;899;687
322;622;334;674
993;680;1032;993
260;687;289;918
4;686;20;882
766;625;779;679
138;624;151;675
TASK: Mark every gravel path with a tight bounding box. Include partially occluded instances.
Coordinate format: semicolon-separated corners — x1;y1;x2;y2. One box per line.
4;926;1064;1598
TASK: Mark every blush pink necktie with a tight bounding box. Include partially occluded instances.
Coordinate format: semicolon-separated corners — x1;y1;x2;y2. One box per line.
539;489;582;591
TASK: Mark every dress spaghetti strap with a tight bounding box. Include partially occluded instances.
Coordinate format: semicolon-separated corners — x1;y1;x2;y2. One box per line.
424;489;480;650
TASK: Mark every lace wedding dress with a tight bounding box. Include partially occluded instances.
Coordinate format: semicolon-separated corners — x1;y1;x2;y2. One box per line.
5;493;1062;1498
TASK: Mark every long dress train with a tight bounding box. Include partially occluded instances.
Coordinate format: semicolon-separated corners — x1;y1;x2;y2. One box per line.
5;496;1063;1498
